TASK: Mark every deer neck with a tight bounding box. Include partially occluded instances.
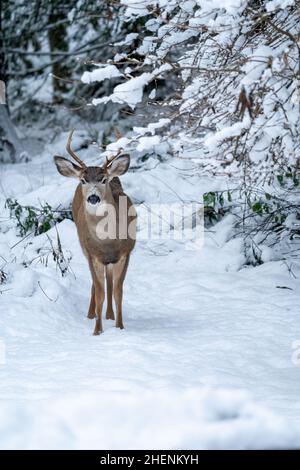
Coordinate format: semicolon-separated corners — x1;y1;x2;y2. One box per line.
83;182;117;240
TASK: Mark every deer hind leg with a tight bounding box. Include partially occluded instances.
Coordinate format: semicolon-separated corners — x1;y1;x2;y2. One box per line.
105;265;115;320
87;283;96;319
91;259;105;335
113;255;130;330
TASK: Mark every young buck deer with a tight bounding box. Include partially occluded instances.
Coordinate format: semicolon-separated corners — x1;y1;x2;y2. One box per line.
54;130;136;335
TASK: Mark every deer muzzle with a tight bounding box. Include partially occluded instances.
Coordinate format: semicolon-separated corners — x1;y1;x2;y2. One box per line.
87;194;100;205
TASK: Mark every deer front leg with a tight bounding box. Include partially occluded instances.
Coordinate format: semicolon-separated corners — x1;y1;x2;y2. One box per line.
92;259;105;335
113;256;130;329
105;265;115;320
87;283;96;319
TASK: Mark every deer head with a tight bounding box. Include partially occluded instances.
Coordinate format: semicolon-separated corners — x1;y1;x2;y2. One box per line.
54;130;130;214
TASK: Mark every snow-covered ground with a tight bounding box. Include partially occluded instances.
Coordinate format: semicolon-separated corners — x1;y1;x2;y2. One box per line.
0;131;300;449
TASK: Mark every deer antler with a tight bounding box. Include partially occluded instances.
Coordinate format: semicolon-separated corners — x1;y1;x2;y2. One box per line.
103;148;123;174
66;129;87;168
101;126;124;173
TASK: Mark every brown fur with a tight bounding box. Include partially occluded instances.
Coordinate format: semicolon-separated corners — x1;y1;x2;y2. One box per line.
54;146;136;335
72;177;136;334
72;178;136;265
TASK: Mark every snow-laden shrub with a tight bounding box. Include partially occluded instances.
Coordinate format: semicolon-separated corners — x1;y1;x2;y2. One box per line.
5;198;72;237
81;0;300;260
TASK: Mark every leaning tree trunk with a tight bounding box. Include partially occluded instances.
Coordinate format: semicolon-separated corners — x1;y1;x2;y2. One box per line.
0;1;23;163
0;106;24;163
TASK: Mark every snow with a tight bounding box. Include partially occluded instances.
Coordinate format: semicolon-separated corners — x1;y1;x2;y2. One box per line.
241;45;274;86
81;65;122;84
204;117;251;149
1;389;300;450
92;64;172;109
266;0;295;11
1;132;300;449
136;135;160;152
121;0;153;17
115;33;139;46
149;88;156;99
133;118;170;136
92;73;153;108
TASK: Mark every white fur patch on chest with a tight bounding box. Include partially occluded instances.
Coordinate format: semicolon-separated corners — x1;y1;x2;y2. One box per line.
95;201;117;240
96;201;112;215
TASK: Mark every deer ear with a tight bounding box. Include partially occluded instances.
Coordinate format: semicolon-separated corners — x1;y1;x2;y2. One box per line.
54;156;82;178
106;154;130;178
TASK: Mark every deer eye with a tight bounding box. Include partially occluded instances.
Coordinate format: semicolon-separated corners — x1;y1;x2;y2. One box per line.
81;178;86;185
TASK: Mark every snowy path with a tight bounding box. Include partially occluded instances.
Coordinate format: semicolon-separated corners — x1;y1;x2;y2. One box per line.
1;144;300;448
1;219;300;448
2;231;300;409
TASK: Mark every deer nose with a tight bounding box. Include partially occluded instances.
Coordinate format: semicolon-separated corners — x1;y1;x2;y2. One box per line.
87;194;100;205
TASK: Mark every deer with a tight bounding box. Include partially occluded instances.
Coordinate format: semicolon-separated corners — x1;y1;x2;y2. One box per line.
54;130;136;335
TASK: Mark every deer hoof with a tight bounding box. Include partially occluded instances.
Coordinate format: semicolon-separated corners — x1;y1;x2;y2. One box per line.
106;310;115;320
116;322;124;330
93;319;103;335
87;311;96;319
93;328;103;335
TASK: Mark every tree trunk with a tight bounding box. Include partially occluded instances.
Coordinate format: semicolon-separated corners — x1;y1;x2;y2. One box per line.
0;1;23;163
48;4;70;103
0;106;24;163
